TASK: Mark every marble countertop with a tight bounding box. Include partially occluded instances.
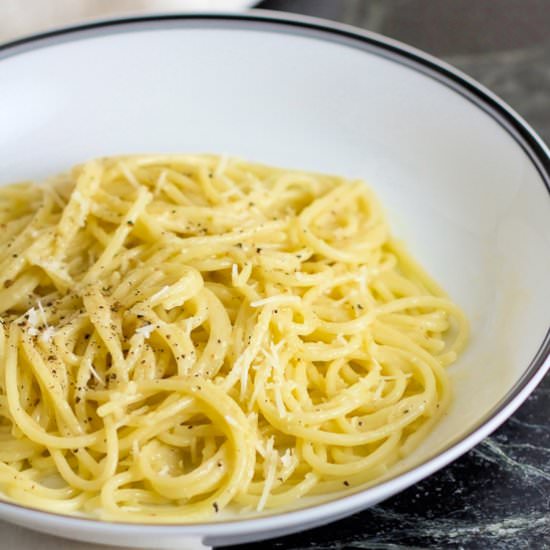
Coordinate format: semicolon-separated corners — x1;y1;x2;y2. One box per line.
229;1;550;549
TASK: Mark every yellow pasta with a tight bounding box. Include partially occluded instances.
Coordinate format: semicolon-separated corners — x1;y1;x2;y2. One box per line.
0;155;468;522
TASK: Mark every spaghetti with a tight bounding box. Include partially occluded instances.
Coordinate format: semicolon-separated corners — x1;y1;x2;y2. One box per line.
0;155;468;522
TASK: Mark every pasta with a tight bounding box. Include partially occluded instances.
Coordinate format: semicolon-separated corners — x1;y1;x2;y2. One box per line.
0;155;468;522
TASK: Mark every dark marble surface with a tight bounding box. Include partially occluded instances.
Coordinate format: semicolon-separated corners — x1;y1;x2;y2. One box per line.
220;1;550;549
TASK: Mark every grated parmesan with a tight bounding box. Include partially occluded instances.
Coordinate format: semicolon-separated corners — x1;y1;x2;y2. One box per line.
26;307;39;328
135;324;155;339
36;299;55;342
40;326;56;343
280;449;295;470
261;341;287;418
257;437;278;512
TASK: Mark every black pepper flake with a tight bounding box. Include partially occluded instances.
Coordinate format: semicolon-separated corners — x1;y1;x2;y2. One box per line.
343;480;350;487
75;396;81;404
12;254;18;258
127;220;134;226
213;502;219;513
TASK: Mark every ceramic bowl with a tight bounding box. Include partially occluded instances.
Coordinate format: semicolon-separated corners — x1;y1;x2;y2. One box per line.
0;11;548;549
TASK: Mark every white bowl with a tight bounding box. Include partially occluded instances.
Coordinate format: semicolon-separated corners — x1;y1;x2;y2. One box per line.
0;11;549;550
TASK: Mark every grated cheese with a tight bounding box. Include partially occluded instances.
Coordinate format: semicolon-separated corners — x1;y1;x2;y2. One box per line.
36;299;55;342
40;326;56;343
280;449;295;470
26;307;39;328
261;341;287;418
257;437;278;512
135;324;155;339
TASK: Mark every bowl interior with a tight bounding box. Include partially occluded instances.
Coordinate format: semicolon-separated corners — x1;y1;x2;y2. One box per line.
0;15;549;532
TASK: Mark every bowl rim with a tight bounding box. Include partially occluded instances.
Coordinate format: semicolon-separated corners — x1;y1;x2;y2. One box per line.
0;9;548;540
